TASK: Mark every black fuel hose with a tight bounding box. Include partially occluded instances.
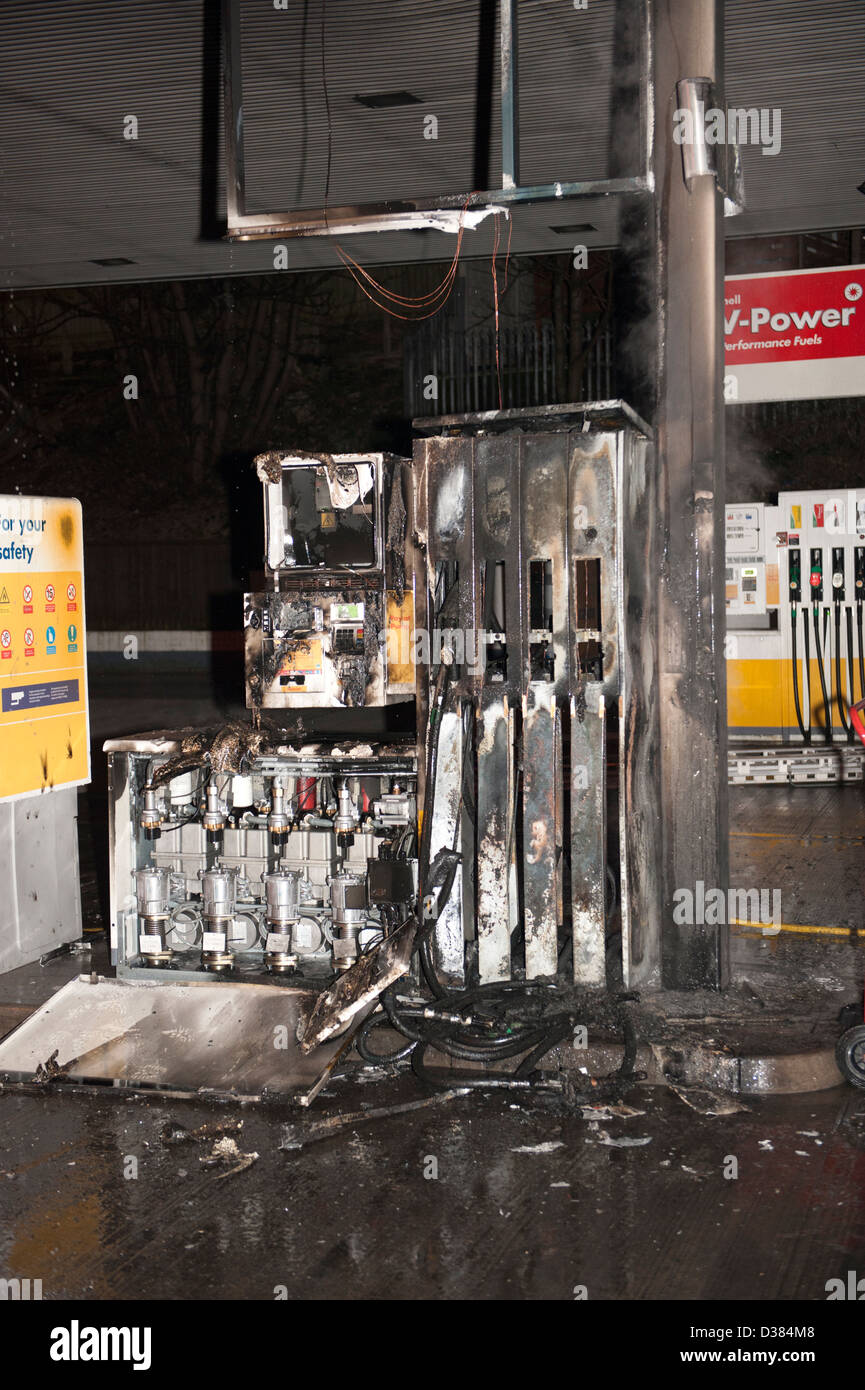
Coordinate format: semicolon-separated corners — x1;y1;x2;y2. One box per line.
845;605;855;742
858;603;865;707
802;608;812;743
835;603;850;737
360;978;641;1097
791;605;809;743
813;605;833;743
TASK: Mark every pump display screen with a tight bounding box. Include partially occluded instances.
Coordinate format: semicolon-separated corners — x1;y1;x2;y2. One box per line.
279;464;376;568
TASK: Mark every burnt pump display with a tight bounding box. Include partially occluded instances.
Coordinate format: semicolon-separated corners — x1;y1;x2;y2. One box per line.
106;450;420;986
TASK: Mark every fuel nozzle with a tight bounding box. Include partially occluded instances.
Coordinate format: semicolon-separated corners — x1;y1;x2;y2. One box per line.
788;547;801;604
832;547;846;601
809;548;823;604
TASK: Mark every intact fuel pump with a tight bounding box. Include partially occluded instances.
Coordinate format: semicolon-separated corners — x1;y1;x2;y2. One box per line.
809;546;832;744
726;489;865;781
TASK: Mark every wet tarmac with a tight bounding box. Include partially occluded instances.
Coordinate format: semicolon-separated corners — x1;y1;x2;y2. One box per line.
2;661;864;1301
0;1069;864;1300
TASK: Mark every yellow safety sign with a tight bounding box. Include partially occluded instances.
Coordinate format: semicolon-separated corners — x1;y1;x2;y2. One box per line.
0;496;89;801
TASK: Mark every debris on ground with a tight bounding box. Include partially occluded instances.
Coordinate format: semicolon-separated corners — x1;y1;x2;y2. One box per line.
510;1141;566;1155
200;1135;259;1180
580;1103;646;1121
34;1049;76;1083
281;1087;470;1150
667;1083;749;1116
589;1129;652;1148
160;1118;245;1147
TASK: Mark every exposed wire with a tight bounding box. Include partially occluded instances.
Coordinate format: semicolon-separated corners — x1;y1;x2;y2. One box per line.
319;0;471;321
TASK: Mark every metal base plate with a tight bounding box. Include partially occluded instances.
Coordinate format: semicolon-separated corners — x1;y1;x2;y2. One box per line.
0;974;354;1099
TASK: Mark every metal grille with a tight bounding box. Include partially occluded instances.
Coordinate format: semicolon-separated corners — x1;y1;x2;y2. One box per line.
405;318;613;417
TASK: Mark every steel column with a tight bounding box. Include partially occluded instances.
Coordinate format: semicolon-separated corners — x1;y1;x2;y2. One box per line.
654;0;730;989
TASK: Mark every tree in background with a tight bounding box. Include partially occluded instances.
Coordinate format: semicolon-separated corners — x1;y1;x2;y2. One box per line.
0;270;411;538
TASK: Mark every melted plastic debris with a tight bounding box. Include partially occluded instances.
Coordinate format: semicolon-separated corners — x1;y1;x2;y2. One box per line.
510;1141;566;1155
160;1118;244;1147
580;1103;646;1121
667;1083;749;1116
589;1130;652;1148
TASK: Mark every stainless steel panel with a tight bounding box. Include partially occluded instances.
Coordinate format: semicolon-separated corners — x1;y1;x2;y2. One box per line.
522;682;559;979
0;974;347;1095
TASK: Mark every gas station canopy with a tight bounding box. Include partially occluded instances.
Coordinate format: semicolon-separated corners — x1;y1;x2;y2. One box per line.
1;0;863;289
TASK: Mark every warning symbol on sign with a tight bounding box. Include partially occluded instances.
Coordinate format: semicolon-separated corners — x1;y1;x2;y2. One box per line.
67;583;76;602
0;629;11;659
22;585;32;604
0;588;8;605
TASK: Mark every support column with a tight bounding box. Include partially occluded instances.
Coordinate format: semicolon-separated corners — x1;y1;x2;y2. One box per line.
615;0;729;990
654;0;730;989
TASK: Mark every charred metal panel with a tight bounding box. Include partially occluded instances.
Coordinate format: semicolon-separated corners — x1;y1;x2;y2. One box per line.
472;432;522;983
567;434;614;983
473;431;525;697
521;431;570;699
522;682;559;979
476;691;513;982
567;425;663;987
414;404;661;993
617;429;664;987
428;707;467;985
568;431;619;697
569;691;607;985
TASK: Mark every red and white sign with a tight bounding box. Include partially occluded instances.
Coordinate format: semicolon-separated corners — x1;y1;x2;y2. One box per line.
725;264;865;405
0;629;11;659
24;627;34;656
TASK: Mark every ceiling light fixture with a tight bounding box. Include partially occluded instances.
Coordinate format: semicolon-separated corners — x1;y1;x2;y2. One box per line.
354;91;421;109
